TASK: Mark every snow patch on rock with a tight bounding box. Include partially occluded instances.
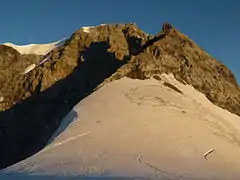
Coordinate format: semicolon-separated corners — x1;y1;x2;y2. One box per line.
2;38;66;55
81;26;95;33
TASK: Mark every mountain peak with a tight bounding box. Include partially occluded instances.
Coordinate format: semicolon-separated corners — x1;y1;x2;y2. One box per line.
0;22;239;116
162;22;174;34
0;22;240;169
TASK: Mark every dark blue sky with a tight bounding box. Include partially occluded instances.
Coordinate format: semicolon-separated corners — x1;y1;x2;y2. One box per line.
0;0;239;83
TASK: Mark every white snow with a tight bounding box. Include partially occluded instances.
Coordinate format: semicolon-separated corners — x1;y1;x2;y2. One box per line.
135;34;142;39
2;74;240;179
41;131;92;154
98;24;106;26
22;64;36;74
81;24;107;33
38;55;51;66
81;26;95;33
2;38;66;55
47;110;78;144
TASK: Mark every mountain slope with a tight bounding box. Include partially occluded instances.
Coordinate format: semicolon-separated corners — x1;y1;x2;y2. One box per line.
0;23;150;111
0;23;150;169
0;22;239;171
101;23;240;116
2;75;240;179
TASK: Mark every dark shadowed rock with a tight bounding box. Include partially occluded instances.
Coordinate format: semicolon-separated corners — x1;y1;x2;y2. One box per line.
0;23;149;169
0;22;239;170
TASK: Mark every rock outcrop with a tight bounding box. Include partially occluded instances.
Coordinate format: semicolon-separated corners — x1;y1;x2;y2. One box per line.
0;45;42;104
0;22;239;169
103;23;240;117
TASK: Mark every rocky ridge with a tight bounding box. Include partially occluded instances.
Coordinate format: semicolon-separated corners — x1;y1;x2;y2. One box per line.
0;45;43;102
101;23;240;116
0;22;239;169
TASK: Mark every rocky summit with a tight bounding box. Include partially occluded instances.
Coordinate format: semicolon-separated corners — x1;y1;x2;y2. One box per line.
0;22;239;169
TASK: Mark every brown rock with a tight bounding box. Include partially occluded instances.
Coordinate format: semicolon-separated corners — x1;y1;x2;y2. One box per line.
0;22;239;170
105;23;240;117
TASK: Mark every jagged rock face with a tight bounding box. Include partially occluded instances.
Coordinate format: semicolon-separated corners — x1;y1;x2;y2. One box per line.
0;22;239;169
0;23;150;169
104;23;240;117
0;45;20;91
0;24;149;110
0;45;42;105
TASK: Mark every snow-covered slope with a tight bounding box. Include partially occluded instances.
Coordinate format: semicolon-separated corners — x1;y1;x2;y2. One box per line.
1;74;240;179
2;38;66;55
